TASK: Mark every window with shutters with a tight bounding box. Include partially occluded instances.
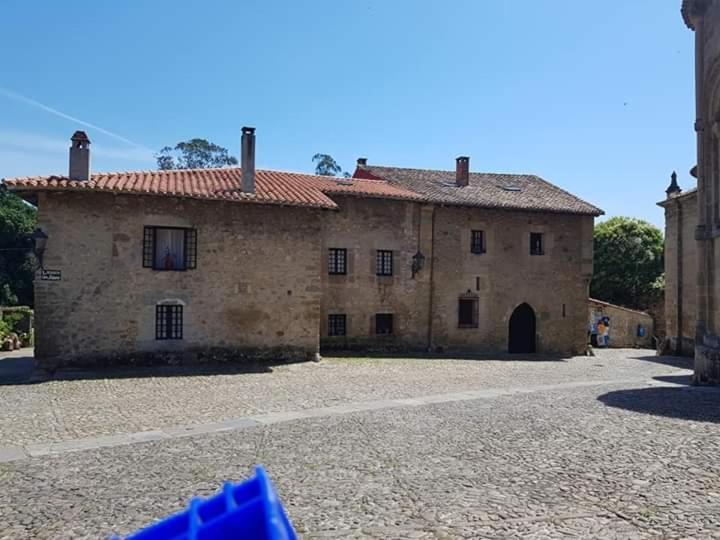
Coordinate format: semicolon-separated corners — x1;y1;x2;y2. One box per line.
143;227;197;271
458;297;479;328
156;304;183;340
375;313;394;335
328;314;347;336
471;230;485;254
376;250;393;276
328;248;347;275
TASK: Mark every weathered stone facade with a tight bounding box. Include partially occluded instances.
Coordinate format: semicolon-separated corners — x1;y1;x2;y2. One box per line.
33;191;323;369
680;0;720;382
659;186;697;356
588;298;654;349
6;128;602;368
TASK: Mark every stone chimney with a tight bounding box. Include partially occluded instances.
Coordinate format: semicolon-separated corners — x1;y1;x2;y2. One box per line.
241;127;256;193
69;131;91;181
357;157;368;166
456;156;469;187
666;170;682;198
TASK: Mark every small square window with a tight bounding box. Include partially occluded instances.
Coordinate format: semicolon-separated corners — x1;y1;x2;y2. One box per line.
471;230;485;254
375;313;394;335
328;248;347;275
328;314;347;336
376;250;393;276
458;297;479;328
156;304;183;340
530;233;544;256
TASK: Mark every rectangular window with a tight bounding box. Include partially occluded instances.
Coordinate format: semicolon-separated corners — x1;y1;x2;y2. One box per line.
376;250;393;276
328;248;347;275
458;297;479;328
471;230;485;254
530;232;544;256
143;226;197;271
156;304;183;340
328;314;347;336
375;313;394;335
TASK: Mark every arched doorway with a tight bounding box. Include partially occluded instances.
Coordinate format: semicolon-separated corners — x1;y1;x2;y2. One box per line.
508;303;536;353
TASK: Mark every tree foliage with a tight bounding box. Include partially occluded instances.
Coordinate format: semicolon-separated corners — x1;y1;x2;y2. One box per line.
0;187;37;306
590;217;664;310
156;139;238;170
312;153;350;178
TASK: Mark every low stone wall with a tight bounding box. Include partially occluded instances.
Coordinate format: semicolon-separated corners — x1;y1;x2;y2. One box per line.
588;299;654;349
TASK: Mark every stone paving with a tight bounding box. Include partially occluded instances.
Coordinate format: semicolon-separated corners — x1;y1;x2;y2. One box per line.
2;349;720;539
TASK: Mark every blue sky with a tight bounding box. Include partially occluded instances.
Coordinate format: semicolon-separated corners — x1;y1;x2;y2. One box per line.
0;0;694;227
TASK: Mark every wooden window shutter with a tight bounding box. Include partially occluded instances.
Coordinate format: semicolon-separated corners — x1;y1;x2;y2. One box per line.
184;229;198;269
143;227;154;268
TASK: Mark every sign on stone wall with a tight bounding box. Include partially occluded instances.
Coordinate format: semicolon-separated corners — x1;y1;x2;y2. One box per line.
38;269;61;281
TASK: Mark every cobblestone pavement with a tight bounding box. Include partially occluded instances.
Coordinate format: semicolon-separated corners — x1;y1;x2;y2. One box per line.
3;350;720;539
0;349;689;446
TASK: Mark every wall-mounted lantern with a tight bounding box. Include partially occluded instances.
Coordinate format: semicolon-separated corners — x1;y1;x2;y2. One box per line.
411;250;425;278
30;228;48;269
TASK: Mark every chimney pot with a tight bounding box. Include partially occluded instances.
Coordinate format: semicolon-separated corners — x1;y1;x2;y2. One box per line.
69;131;91;181
455;156;470;187
357;157;367;166
241;127;256;193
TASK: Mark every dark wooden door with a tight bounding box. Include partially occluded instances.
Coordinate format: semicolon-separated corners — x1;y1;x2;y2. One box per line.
508;303;536;353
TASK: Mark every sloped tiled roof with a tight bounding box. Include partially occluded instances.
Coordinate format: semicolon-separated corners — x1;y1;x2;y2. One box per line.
355;165;603;216
2;168;422;209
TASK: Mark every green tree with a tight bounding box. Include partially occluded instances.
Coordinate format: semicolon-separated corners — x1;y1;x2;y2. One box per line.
590;217;664;310
312;153;351;177
156;139;238;170
0;187;37;306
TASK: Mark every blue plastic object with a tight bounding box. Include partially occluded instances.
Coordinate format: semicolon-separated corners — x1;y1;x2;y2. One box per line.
122;466;297;540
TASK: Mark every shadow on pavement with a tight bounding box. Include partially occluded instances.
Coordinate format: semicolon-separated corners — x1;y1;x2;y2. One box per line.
324;351;570;362
598;383;720;423
0;353;35;384
630;354;694;370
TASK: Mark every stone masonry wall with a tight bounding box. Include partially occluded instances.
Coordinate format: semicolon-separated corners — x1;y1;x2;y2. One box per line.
662;191;697;356
319;197;432;352
429;207;593;356
34;192;323;368
588;299;654;349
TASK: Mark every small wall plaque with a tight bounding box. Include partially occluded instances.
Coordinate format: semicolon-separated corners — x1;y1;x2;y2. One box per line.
39;269;61;281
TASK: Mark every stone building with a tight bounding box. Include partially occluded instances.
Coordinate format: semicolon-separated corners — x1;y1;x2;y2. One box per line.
658;173;697;356
678;0;720;382
587;298;655;349
3;129;602;369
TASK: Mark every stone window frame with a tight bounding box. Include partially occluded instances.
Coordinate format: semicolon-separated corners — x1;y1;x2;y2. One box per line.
529;232;545;256
470;230;486;255
143;226;197;271
156;303;183;340
375;313;394;335
376;250;393;276
327;314;347;337
328;248;347;275
458;293;479;329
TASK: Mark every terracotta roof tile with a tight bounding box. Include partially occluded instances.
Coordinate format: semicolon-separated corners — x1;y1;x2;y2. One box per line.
356;165;603;216
2;168;422;209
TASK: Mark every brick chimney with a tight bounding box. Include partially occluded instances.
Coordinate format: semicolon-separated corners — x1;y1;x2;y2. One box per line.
456;156;469;187
357;157;367;166
69;131;91;181
241;127;256;193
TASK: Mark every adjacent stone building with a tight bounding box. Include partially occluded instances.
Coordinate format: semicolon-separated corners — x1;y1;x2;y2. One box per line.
4;129;602;369
658;173;697;356
588;298;655;349
677;0;720;382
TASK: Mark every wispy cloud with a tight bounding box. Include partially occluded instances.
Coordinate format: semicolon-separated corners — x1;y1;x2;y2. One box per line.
0;131;154;163
0;87;153;153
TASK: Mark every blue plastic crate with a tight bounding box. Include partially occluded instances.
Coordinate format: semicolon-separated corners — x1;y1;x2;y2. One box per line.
119;466;297;540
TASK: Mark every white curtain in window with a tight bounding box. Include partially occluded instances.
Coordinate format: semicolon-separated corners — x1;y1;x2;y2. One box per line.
155;229;185;270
